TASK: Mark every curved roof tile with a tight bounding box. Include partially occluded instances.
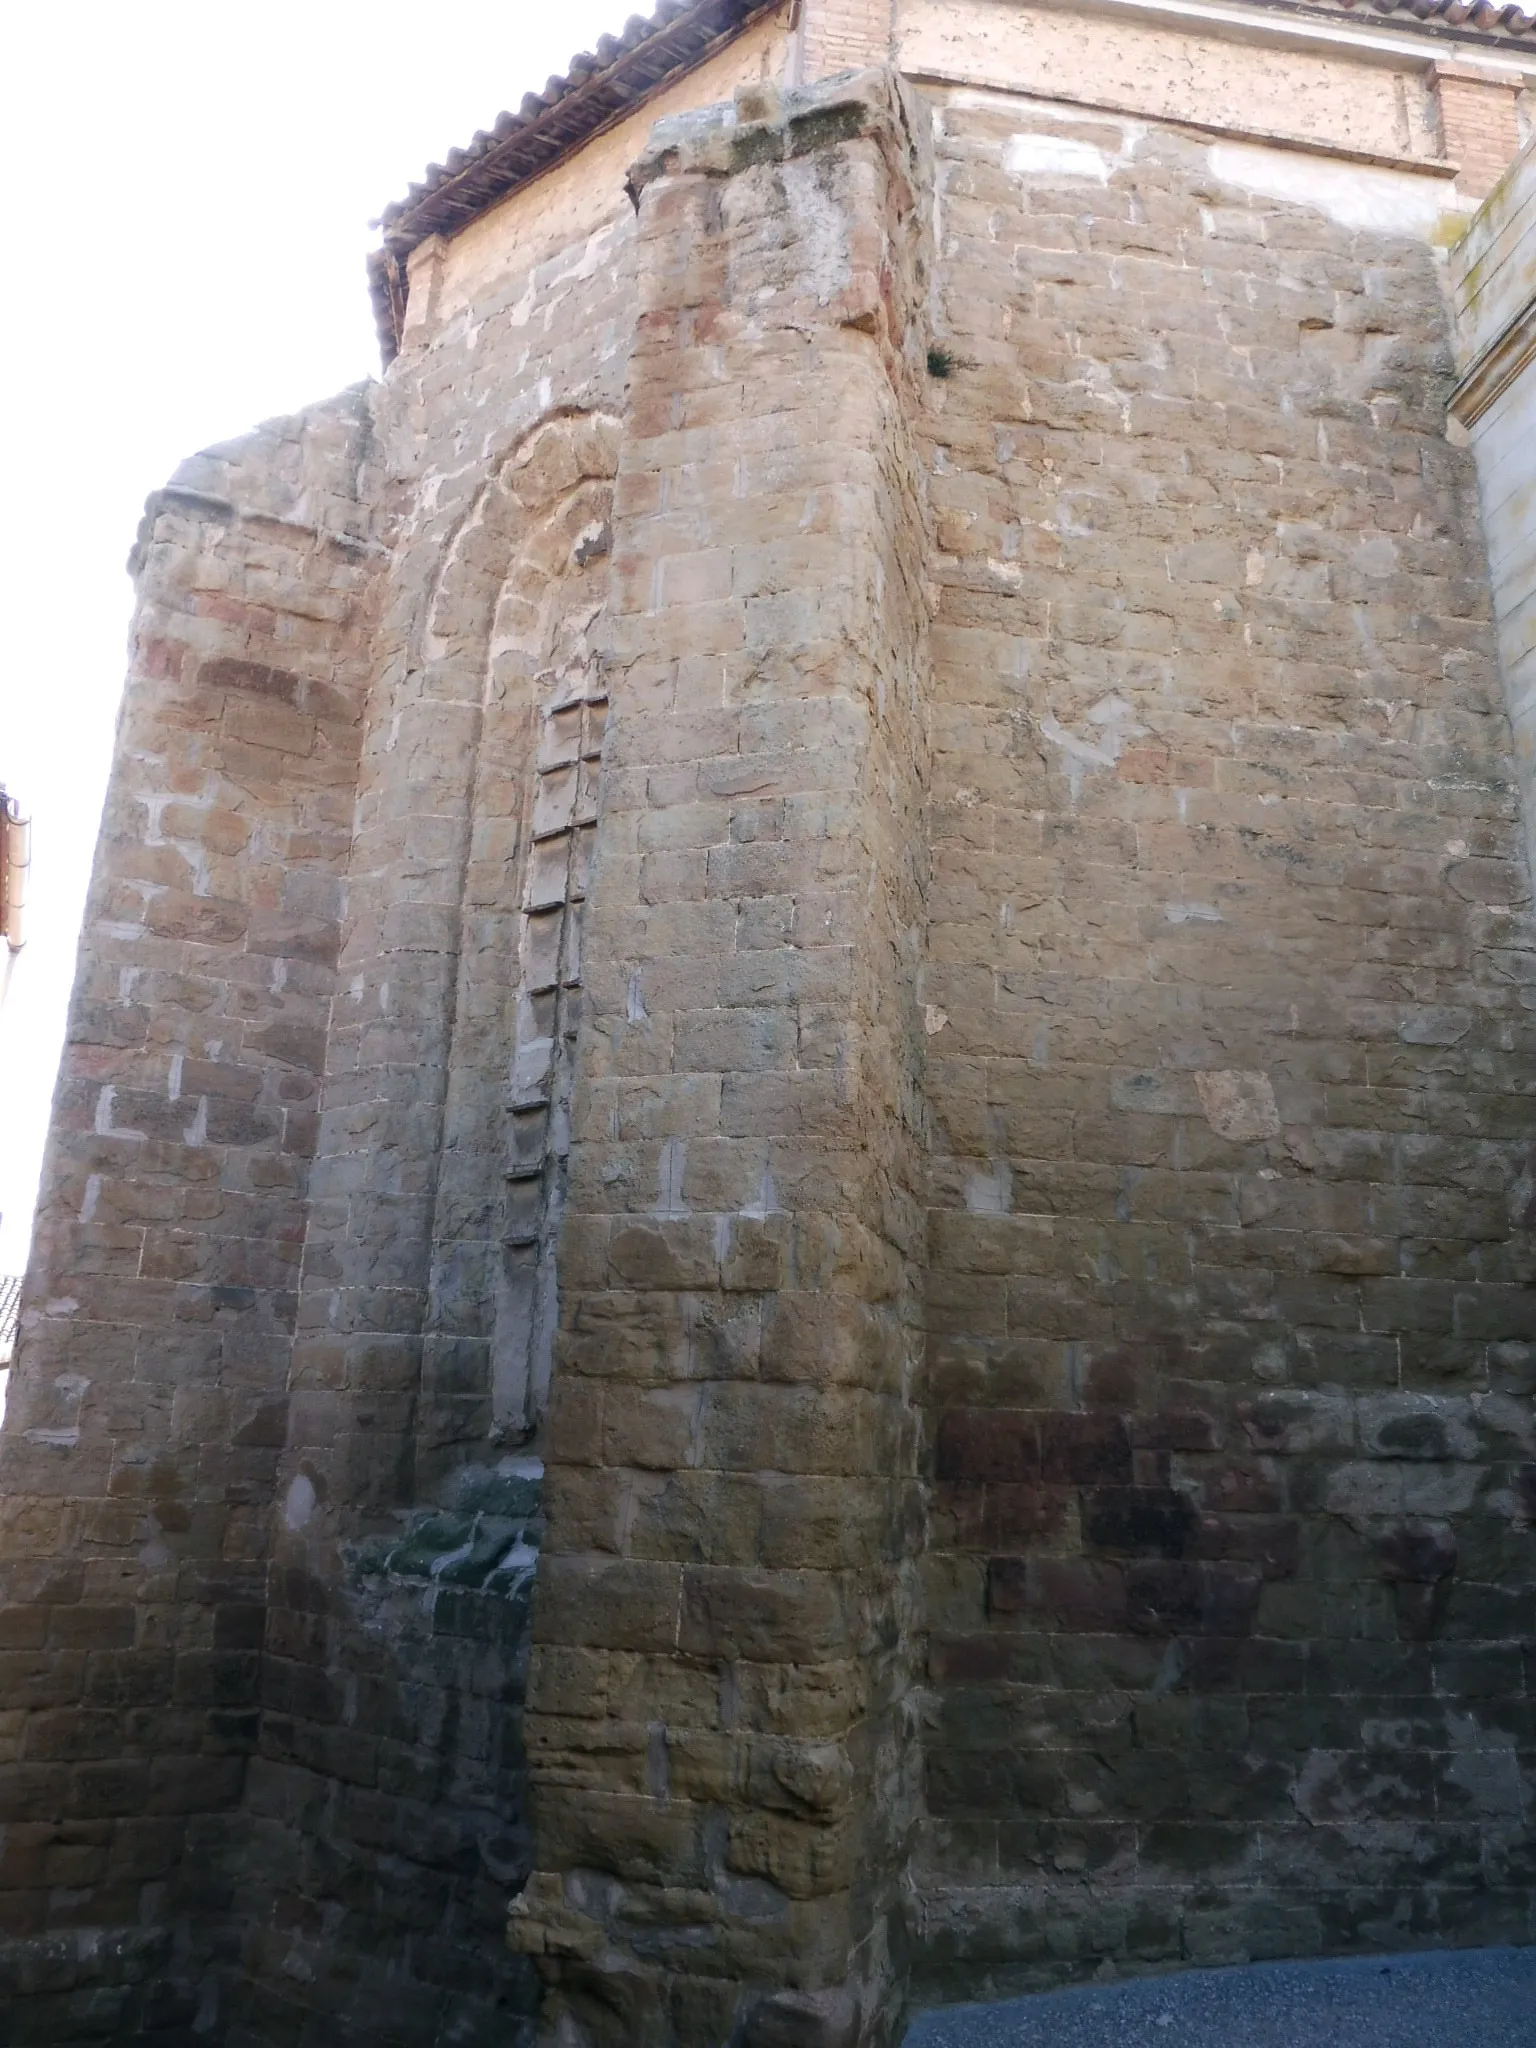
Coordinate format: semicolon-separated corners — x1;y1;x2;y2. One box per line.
367;0;1536;361
1300;0;1536;35
369;0;779;359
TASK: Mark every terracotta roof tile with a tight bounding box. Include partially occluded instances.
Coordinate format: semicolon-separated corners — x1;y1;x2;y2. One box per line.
368;0;782;361
367;0;1536;363
1276;0;1536;40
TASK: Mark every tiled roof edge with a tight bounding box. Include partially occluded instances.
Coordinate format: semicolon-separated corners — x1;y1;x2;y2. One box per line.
1250;0;1536;47
366;0;1536;364
368;0;782;364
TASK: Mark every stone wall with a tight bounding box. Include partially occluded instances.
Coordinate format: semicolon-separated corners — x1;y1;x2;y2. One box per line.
0;391;381;2040
510;71;933;2048
233;170;640;2048
913;89;1536;2001
3;20;1536;2048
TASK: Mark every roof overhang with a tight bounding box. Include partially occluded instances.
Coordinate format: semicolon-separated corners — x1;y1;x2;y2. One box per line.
368;0;785;362
367;0;1536;363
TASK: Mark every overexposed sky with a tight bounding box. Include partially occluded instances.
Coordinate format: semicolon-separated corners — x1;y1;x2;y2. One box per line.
0;0;636;1274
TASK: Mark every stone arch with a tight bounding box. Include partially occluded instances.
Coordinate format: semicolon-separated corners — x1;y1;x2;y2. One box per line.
420;410;621;1470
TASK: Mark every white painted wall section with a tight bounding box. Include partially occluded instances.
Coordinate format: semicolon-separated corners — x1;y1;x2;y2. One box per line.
1451;137;1536;885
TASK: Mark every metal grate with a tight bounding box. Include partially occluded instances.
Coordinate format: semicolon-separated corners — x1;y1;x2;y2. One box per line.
0;1276;20;1363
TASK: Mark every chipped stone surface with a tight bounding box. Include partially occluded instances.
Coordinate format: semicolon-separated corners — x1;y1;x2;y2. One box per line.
1194;1072;1283;1144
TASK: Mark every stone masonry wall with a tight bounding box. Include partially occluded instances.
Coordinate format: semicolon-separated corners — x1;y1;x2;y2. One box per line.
231;189;643;2048
5;27;1536;2048
0;391;381;2043
914;90;1536;2000
511;73;933;2048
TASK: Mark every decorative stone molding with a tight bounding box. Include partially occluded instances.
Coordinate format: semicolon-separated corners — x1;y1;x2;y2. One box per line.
1448;289;1536;421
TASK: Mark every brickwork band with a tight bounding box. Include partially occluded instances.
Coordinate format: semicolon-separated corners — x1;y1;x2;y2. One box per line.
799;0;895;82
1434;66;1524;200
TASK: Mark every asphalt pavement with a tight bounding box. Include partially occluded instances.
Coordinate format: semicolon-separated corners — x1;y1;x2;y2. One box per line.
903;1945;1536;2047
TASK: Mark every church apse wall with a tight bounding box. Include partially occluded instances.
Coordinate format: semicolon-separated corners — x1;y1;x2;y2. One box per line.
915;88;1536;1999
2;2;1535;2044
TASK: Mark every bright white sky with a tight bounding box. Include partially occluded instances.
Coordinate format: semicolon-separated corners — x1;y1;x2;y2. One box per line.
0;0;634;1275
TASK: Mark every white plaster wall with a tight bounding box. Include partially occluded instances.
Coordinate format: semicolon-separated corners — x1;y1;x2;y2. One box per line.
1452;138;1536;880
1468;371;1536;870
1207;136;1453;234
1453;132;1536;366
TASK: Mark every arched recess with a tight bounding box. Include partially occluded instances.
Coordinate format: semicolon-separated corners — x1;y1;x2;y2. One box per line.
419;410;621;1476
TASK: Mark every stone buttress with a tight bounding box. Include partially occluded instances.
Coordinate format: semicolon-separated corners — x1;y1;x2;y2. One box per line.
509;74;933;2048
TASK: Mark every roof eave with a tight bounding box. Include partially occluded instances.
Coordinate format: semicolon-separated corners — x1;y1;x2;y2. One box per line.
369;0;783;364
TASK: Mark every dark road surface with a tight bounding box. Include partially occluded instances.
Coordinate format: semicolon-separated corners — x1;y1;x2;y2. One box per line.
903;1945;1536;2047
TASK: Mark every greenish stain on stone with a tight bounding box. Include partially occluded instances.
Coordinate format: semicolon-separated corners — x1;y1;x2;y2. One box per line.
351;1469;544;1593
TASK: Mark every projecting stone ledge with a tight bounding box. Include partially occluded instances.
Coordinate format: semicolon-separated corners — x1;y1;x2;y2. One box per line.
627;65;921;196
